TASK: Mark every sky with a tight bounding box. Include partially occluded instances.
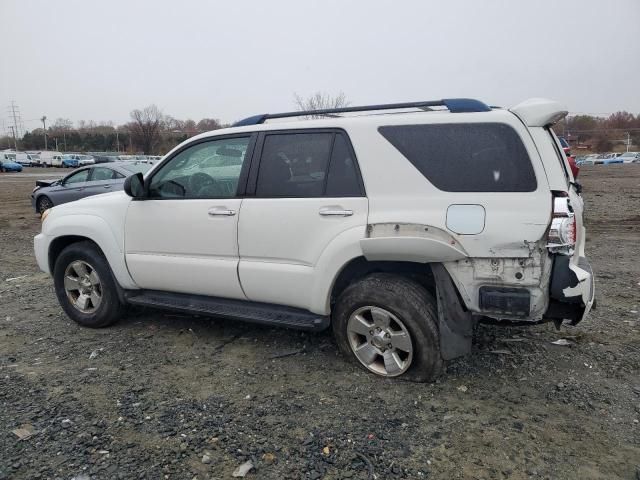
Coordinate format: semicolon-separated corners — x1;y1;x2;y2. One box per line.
1;0;639;132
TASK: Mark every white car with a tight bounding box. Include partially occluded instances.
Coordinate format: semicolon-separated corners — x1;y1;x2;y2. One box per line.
34;97;594;382
618;152;640;163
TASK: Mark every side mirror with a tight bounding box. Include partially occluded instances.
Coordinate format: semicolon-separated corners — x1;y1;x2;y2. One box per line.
124;172;146;198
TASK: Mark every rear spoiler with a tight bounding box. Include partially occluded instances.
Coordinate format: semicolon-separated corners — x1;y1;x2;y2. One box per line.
510;98;568;127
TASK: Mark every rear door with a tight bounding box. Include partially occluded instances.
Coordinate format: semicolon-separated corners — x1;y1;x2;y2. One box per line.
238;130;368;310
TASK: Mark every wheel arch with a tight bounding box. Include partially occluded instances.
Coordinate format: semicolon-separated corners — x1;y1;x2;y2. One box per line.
42;214;138;290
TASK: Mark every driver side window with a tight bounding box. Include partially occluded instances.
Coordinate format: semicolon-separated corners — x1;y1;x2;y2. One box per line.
64;169;90;185
149;137;251;199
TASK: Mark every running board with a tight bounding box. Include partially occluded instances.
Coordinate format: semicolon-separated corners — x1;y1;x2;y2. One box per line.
124;290;330;331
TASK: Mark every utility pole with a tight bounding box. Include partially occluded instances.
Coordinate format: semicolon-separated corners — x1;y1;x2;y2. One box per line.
8;101;22;140
8;126;17;150
627;132;631;152
116;130;120;152
41;116;48;150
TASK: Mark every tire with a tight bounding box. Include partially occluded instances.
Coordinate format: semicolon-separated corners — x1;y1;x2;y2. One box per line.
36;195;53;214
332;273;443;382
53;241;125;328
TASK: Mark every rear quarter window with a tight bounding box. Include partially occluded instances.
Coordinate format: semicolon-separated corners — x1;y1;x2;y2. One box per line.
379;123;537;192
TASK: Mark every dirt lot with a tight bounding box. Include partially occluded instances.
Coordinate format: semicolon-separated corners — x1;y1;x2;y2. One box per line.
1;166;639;480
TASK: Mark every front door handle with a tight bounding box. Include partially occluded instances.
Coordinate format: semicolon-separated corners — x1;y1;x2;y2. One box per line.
319;208;353;217
103;185;112;189
208;207;236;216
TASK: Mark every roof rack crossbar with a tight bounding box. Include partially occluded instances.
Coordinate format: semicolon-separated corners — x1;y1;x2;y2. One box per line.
232;98;491;127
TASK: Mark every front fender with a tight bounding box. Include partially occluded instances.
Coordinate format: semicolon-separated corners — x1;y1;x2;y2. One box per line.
41;214;137;289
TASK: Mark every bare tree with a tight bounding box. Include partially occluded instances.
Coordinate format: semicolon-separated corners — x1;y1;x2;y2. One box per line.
128;105;164;154
52;118;73;131
197;118;222;132
294;91;349;118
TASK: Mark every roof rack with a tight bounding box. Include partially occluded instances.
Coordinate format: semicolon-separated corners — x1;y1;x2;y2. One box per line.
232;98;491;127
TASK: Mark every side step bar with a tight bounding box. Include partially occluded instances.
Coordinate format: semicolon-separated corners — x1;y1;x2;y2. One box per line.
124;290;330;331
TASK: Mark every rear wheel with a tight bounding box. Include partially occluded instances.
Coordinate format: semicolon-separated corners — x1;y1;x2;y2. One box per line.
53;241;125;328
37;195;53;214
332;273;443;382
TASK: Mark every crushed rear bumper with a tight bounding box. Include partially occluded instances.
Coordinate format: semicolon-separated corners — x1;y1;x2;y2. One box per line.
545;255;595;325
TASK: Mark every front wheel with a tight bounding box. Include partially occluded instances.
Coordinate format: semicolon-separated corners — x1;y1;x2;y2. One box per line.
37;195;53;214
53;241;125;328
332;273;443;382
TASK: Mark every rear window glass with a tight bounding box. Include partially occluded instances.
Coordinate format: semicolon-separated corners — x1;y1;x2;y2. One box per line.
378;123;537;192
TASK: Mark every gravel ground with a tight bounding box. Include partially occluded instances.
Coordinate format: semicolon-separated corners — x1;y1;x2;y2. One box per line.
1;166;639;480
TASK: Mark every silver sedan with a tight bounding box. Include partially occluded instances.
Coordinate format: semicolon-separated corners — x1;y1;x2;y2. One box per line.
31;162;152;214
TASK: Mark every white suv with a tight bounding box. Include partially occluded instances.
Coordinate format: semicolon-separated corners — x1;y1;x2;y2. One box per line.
34;98;595;381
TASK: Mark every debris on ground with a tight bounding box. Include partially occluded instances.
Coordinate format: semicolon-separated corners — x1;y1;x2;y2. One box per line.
11;424;35;440
232;460;254;477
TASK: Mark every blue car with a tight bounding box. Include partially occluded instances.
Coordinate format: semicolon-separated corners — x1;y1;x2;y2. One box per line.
0;160;23;172
61;157;80;168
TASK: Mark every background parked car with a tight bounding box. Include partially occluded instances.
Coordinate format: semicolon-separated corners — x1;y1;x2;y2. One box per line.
78;155;96;166
602;156;624;165
0;159;23;172
618;152;640;163
31;162;152;213
61;155;80;168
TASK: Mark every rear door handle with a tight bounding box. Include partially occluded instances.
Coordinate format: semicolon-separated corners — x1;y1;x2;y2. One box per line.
319;208;353;217
103;185;112;189
208;207;236;216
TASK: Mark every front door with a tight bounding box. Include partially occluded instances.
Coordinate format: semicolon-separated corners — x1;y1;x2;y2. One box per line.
56;168;92;203
124;135;255;298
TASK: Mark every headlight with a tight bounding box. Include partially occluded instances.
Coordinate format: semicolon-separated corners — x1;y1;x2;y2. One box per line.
32;186;41;193
41;208;51;222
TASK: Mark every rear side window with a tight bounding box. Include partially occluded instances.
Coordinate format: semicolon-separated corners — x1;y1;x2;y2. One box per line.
379;123;537;192
256;132;363;197
326;134;362;197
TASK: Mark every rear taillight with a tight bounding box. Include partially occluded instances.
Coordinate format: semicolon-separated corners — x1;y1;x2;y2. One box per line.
547;195;576;255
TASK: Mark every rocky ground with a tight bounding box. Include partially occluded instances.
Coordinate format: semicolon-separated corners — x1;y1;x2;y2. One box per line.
1;166;639;480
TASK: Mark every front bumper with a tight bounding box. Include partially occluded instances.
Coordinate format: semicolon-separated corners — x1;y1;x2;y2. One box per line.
34;233;51;275
545;255;595;325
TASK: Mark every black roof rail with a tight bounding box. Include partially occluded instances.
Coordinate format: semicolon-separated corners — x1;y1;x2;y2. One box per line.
233;98;491;127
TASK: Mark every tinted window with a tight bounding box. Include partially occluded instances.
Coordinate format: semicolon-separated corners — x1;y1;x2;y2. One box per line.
149;137;250;198
379;123;537;192
256;133;333;197
326;134;362;196
64;169;90;185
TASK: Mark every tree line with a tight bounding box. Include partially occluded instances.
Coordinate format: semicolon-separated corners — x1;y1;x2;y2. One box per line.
553;111;640;152
2;106;224;155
